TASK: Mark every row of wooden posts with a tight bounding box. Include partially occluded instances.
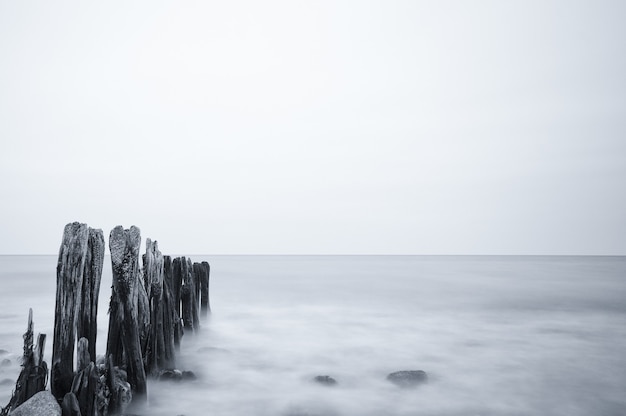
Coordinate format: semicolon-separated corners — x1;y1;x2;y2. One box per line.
1;222;210;415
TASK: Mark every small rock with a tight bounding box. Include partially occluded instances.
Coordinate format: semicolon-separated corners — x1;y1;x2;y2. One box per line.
386;370;428;387
0;358;11;368
0;378;14;386
158;369;197;382
0;349;8;355
10;390;61;416
182;371;197;381
312;375;337;386
158;369;183;381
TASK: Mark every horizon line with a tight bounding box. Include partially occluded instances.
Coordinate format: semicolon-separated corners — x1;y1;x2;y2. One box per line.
0;253;624;257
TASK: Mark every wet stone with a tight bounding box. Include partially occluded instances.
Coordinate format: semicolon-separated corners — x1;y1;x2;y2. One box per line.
158;369;182;381
182;371;197;381
312;375;337;386
158;369;197;382
386;370;428;387
10;390;61;416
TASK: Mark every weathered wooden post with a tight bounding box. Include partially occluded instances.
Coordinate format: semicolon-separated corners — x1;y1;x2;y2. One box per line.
171;257;183;319
137;274;150;364
144;239;167;375
0;309;48;415
106;225;147;402
200;261;211;315
188;258;200;332
192;262;201;311
192;261;211;316
163;255;183;355
178;257;200;332
52;222;89;401
77;228;105;365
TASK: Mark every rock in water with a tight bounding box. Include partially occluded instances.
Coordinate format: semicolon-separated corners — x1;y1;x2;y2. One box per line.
313;375;337;386
10;391;61;416
158;369;183;381
386;370;428;387
158;369;197;382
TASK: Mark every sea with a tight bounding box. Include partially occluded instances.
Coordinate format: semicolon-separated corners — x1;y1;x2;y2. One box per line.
0;255;625;416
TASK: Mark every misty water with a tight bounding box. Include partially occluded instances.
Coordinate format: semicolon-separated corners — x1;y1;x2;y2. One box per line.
1;255;625;415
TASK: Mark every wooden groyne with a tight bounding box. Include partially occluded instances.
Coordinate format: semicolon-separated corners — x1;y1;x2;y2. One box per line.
1;222;211;415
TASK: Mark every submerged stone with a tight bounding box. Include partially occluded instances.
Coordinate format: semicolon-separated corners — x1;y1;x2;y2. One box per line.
312;375;337;386
182;370;197;380
158;369;197;382
386;370;428;387
159;369;183;381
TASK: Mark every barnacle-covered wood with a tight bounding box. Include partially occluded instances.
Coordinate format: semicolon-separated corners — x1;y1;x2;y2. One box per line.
107;225;147;401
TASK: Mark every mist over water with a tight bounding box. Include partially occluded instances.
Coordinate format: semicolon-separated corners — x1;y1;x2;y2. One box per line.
1;255;625;415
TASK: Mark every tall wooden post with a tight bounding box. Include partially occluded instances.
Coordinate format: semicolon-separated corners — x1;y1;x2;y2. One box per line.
77;228;105;364
52;222;89;400
193;261;210;317
200;261;211;315
144;239;166;374
163;255;182;353
179;257;200;332
171;257;183;319
188;258;200;332
107;225;147;401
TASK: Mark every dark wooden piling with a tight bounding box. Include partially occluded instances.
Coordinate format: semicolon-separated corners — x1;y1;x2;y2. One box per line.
200;261;211;315
77;228;105;365
188;258;200;332
143;239;167;374
163;256;183;352
107;225;147;402
192;261;210;316
171;257;183;319
192;262;201;311
179;257;193;331
52;222;89;401
137;276;151;365
179;257;200;332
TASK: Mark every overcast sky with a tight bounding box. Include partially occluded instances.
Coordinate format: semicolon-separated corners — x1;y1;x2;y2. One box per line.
1;1;624;255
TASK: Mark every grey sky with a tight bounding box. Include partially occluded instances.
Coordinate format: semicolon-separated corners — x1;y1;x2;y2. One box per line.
1;1;624;255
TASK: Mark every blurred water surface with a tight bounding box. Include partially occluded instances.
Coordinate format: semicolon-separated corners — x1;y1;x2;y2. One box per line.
1;255;625;415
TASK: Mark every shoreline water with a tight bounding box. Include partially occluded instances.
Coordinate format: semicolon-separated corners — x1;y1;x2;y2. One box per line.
1;255;625;415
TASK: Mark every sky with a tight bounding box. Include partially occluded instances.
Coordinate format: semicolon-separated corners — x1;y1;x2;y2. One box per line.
0;0;624;255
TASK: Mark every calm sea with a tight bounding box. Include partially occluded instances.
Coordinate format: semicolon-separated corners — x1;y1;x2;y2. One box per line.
1;255;625;415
